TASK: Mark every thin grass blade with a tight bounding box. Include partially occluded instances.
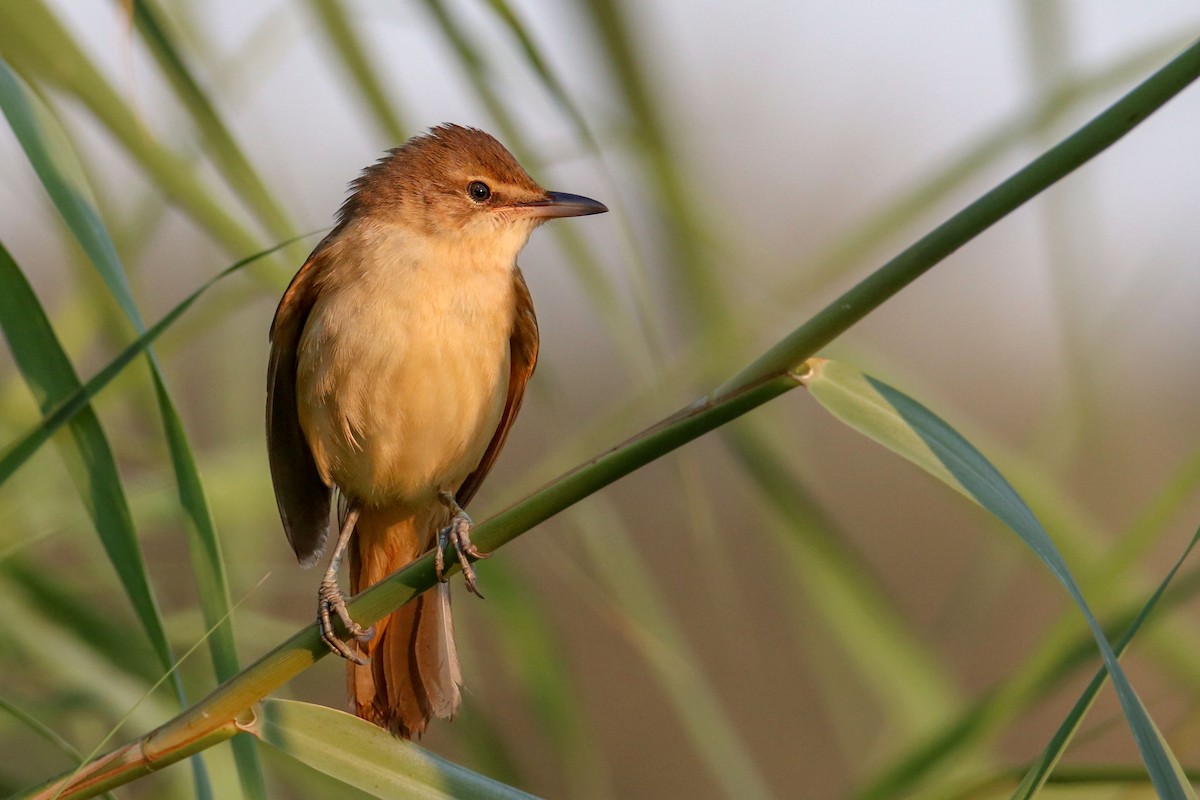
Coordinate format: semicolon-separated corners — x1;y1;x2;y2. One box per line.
3;559;160;685
574;0;734;357
479;0;597;149
303;0;408;142
0;1;267;261
468;561;612;799
728;425;962;735
128;0;298;251
1011;525;1200;797
573;502;776;800
0;236;308;486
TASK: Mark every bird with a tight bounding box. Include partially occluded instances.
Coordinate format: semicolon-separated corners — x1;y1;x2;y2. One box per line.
266;124;607;738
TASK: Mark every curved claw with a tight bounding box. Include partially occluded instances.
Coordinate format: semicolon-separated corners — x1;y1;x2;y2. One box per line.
317;578;373;664
435;502;491;598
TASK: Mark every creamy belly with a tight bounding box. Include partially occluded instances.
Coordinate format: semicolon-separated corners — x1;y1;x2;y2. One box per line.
295;226;516;508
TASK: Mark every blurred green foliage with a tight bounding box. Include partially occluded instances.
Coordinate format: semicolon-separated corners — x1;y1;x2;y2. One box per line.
1;2;1199;798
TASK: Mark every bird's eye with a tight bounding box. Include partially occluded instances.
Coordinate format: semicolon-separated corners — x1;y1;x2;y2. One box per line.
467;181;492;202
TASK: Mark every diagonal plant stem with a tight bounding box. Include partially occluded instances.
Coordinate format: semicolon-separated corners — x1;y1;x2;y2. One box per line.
782;28;1195;302
16;34;1200;800
719;37;1200;392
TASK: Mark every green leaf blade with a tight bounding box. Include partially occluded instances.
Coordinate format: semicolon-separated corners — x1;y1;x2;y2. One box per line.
257;700;540;800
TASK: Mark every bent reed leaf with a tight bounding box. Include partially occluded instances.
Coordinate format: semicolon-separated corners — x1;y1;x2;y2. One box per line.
801;358;1194;799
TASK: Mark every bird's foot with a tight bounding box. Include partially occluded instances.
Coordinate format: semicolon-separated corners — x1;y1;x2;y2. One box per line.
435;492;491;597
318;576;373;664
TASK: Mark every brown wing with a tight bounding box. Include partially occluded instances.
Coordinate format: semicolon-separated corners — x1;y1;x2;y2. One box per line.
456;267;539;508
267;244;335;565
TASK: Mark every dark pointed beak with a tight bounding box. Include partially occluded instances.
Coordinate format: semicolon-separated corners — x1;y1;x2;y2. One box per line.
515;191;608;219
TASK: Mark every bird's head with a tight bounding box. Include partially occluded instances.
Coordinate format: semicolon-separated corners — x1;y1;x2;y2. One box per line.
340;125;606;253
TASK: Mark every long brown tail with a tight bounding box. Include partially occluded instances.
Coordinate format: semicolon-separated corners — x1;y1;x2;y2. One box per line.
347;503;462;739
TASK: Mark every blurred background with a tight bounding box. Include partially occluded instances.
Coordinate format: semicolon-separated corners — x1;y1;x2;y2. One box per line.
1;1;1200;797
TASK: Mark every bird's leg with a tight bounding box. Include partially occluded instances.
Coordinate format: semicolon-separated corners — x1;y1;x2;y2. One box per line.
317;504;373;664
435;490;491;597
